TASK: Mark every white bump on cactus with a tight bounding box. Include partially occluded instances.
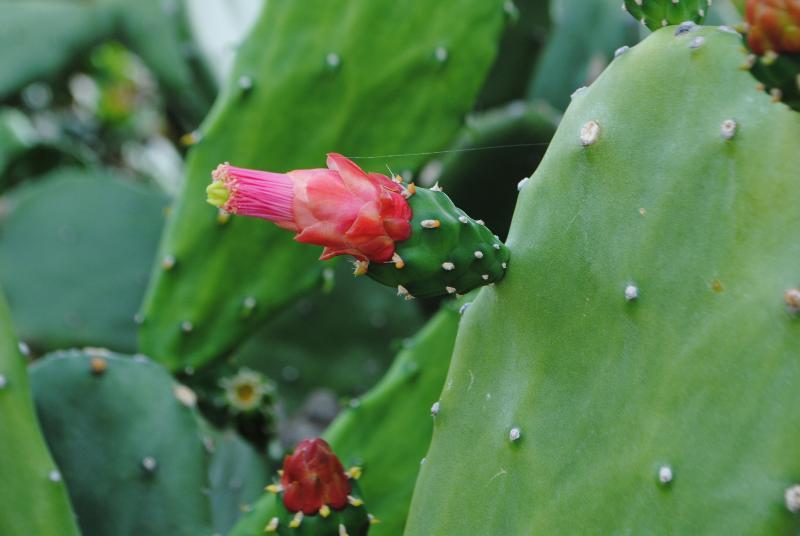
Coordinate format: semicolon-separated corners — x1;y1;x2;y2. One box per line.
785;485;800;513
0;374;7;390
141;456;158;473
173;384;197;408
458;215;469;224
459;302;472;315
509;427;522;442
243;296;257;310
690;36;706;49
721;119;738;140
658;465;673;484
421;219;441;229
161;255;176;270
237;76;253;90
474;250;484;259
446;286;457;294
580;121;600;147
18;341;30;356
615;46;630;58
517;177;529;191
48;470;62;482
442;262;455;271
181;320;193;333
482;274;490;281
431;401;441;417
625;284;639;301
434;47;449;63
326;53;341;69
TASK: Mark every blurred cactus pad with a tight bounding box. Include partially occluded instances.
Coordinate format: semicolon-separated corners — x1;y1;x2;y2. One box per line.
406;26;800;534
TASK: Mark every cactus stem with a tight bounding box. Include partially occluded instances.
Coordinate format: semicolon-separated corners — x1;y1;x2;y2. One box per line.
392;253;405;269
352;260;369;276
319;504;331;518
289;512;304;528
625;284;639;301
785;485;800;513
446;286;457;294
347;495;364;507
658;465;673;484
442;262;455;271
431;401;441;416
89;357;108;375
580;121;600;146
421;219;441;229
264;517;279;532
720;119;737;140
509;427;521;442
785;288;800;315
48;470;62;482
265;483;282;494
338;524;349;536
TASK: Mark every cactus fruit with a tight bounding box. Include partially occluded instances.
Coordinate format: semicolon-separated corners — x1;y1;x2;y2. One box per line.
140;0;510;370
745;0;800;110
233;299;462;535
208;155;510;299
0;289;80;536
406;26;800;534
0;168;167;353
364;187;511;299
29;350;267;535
623;0;712;29
236;438;371;535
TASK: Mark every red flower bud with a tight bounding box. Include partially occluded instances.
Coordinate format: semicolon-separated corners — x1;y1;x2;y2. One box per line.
280;438;351;515
746;0;800;54
207;153;412;263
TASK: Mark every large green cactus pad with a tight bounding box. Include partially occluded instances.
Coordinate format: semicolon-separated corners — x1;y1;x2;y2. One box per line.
406;27;800;534
29;350;267;535
140;0;509;370
0;289;79;536
233;301;462;535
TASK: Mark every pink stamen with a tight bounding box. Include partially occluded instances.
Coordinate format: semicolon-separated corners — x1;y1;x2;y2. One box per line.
213;164;294;222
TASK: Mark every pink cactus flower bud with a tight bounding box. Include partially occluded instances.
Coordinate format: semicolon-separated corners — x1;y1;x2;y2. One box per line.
280;438;351;515
207;153;412;263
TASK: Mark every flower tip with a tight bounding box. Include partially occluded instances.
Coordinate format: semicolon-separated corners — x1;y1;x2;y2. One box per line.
206;180;230;209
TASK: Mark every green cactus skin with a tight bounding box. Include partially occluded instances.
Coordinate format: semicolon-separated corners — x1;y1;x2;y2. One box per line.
139;0;510;371
232;300;462;536
0;169;167;354
366;188;510;299
624;0;711;30
29;350;268;535
0;289;80;536
406;27;800;534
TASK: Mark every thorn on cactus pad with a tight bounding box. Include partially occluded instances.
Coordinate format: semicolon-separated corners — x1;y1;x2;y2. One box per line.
458;215;469;224
265;483;282;494
675;21;698;36
785;485;800;513
481;274;490;281
347;495;364;507
346;466;362;480
141;456;157;474
434;46;448;63
319;505;331;518
720;119;737;140
237;75;253;91
368;513;380;525
264;517;279;532
493;244;501;250
180;130;202;146
181;320;194;333
431;401;441;417
430;182;443;192
18;341;30;356
402;182;417;198
339;524;349;536
658;465;673;485
173;384;197;408
509;427;522;442
392;253;405;269
326;52;341;70
90;357;108;375
48;470;62;482
421;219;441;229
442;262;455;271
614;45;630;58
0;374;6;390
625;284;639;301
133;313;144;325
474;250;484;259
580;121;600;146
517;177;529;191
352;260;369;276
161;255;176;271
397;285;410;298
446;286;457;294
689;36;706;49
476;219;485;225
289;512;304;528
770;88;783;103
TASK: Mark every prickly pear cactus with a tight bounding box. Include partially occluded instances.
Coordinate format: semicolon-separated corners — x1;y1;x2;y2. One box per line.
140;0;510;370
0;289;79;536
29;350;267;535
406;27;800;534
623;0;711;29
366;188;510;299
233;300;463;535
